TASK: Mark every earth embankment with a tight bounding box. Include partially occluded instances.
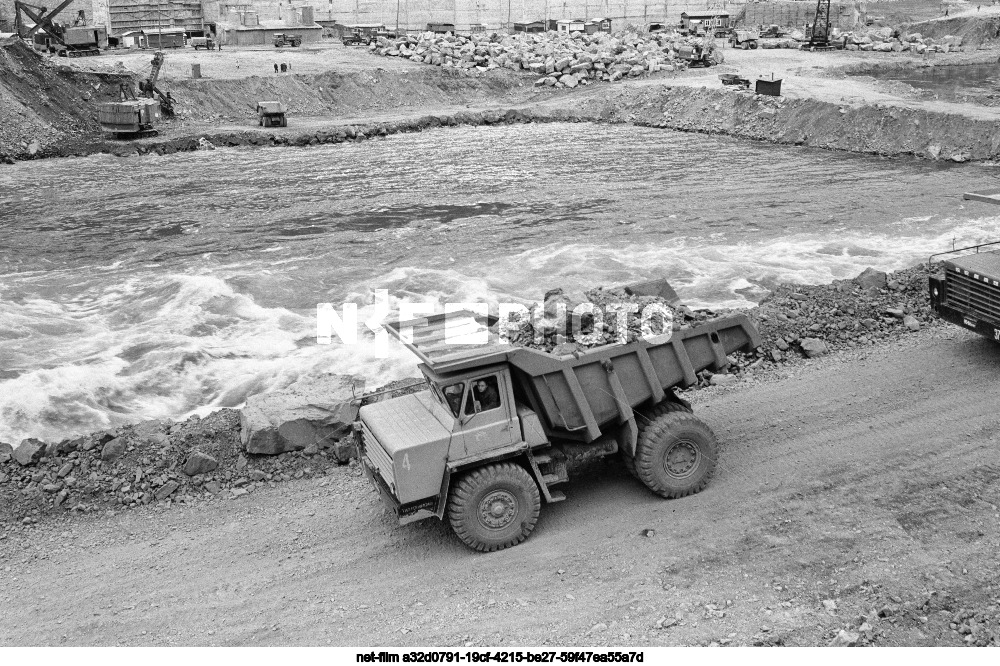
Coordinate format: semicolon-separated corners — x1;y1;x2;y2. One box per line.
5;36;1000;163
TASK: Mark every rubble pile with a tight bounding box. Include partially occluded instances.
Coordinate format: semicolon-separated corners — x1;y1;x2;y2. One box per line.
0;379;425;524
747;263;936;364
838;29;967;53
370;30;723;88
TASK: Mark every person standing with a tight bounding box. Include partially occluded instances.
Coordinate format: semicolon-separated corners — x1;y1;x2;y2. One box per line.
274;62;279;73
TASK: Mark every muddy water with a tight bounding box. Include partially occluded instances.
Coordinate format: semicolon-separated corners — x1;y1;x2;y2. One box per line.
865;63;1000;103
2;122;1000;443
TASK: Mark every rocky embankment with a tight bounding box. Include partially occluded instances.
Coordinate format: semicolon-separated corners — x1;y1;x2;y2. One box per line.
0;378;424;526
0;264;940;526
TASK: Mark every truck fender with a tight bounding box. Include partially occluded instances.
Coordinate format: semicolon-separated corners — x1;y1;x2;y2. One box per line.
432;466;452;520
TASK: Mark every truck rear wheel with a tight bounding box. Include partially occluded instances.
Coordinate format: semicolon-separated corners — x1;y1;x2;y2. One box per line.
447;462;540;552
623;400;691;478
635;411;717;499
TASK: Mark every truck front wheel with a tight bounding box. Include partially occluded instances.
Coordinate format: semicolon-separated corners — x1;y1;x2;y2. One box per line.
447;462;541;552
635;411;718;499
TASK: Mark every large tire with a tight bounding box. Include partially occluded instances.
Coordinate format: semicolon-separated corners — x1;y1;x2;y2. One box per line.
623;400;692;478
635;411;718;499
447;462;541;552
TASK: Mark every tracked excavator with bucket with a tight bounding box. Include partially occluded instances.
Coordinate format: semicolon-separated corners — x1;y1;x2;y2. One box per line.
98;51;175;138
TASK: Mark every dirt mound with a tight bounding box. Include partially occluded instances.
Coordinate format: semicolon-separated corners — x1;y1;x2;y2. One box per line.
0;37;132;160
902;14;1000;48
168;67;527;123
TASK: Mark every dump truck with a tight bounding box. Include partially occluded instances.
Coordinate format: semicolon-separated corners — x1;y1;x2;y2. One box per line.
274;33;302;47
190;36;215;50
928;191;1000;342
729;30;759;49
256;101;287;127
355;293;761;551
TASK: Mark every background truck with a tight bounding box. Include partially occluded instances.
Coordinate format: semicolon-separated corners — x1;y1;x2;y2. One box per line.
729;30;759;50
929;191;1000;342
274;33;302;47
355;297;760;551
676;41;723;68
190;36;215;50
256;101;287;127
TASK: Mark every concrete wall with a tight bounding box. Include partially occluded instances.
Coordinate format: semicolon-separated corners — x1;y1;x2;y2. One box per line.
231;1;734;31
741;2;862;31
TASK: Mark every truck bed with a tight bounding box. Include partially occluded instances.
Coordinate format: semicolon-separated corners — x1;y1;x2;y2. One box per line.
387;309;761;441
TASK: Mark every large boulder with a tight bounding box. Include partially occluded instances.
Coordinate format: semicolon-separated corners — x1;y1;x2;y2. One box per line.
101;437;127;462
182;450;219;476
853;267;887;291
14;438;46;466
800;338;829;358
0;441;12;464
240;374;365;455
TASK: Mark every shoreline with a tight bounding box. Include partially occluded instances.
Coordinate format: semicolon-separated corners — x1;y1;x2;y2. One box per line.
3;40;1000;164
0;261;943;525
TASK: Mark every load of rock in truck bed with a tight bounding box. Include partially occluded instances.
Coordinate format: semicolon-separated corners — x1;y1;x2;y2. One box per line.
495;282;736;354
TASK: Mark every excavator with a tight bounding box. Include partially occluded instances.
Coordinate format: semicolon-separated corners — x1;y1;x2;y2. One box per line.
14;1;101;57
101;51;175;137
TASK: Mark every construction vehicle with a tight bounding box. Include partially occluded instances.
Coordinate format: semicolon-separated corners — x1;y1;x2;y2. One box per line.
355;281;761;551
98;99;162;137
928;191;1000;342
256;101;287;127
801;0;834;51
760;25;786;39
190;35;215;50
99;50;174;137
728;30;759;50
273;33;302;48
676;40;724;68
14;1;102;57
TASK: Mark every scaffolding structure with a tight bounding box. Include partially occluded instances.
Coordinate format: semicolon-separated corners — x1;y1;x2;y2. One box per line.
108;0;204;35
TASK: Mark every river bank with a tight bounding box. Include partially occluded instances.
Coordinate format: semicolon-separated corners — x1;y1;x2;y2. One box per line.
0;261;941;525
3;37;1000;163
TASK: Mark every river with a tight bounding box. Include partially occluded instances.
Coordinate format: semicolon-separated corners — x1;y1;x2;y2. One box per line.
2;122;1000;444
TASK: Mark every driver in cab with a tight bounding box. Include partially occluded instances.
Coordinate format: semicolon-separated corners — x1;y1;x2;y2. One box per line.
470;378;500;413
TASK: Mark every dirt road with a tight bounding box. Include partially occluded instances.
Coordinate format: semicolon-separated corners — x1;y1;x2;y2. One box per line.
3;326;998;646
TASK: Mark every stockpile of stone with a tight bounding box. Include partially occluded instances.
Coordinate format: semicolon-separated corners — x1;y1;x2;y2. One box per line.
370;30;721;88
841;29;965;53
744;263;936;367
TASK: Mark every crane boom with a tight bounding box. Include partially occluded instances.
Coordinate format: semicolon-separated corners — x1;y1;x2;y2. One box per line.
14;0;76;41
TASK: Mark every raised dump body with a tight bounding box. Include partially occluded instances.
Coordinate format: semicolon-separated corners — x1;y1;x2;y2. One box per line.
356;294;760;552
